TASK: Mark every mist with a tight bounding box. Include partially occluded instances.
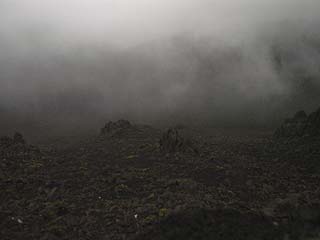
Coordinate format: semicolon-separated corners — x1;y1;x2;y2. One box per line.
1;0;320;134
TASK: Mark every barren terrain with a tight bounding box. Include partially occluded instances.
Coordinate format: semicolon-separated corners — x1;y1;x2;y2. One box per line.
1;118;320;240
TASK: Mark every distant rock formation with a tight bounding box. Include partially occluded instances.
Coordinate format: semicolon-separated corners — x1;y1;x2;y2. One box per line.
13;132;25;144
100;120;132;135
159;128;197;154
0;132;40;157
275;108;320;138
0;132;26;148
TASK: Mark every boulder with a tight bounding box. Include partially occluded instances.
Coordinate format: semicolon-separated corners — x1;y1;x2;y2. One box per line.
159;128;197;153
100;120;132;135
0;132;25;148
13;132;25;144
304;107;320;136
0;136;13;148
275;108;320;138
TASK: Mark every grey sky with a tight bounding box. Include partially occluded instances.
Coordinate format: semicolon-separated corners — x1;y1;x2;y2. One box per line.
1;0;320;48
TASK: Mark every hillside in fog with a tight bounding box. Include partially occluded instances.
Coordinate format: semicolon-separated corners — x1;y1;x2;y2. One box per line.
1;22;320;133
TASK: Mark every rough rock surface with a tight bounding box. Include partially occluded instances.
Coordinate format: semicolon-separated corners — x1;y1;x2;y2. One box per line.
0;132;25;148
275;108;320;138
136;208;283;240
159;128;197;153
101;119;133;136
1;123;320;239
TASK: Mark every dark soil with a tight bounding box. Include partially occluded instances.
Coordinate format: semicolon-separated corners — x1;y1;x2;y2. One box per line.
1;121;320;240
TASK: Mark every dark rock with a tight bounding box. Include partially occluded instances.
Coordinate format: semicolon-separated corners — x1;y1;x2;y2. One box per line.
293;111;307;120
159;128;197;153
0;136;13;148
13;132;25;144
100;120;132;135
304;107;320;136
0;132;25;148
275;108;320;138
135;208;283;240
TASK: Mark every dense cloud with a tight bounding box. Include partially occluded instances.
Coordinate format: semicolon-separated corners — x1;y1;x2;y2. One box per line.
1;0;320;133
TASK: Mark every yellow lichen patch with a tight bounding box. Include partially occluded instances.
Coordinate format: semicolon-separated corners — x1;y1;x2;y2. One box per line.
159;208;169;218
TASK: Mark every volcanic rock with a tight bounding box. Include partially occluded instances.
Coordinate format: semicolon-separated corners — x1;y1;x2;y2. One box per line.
275;108;320;138
159;128;197;153
100;120;132;136
13;132;25;144
135;208;283;240
0;136;13;148
0;132;25;148
304;108;320;136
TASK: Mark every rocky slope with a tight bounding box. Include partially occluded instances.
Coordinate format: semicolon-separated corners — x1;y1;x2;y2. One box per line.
1;121;320;239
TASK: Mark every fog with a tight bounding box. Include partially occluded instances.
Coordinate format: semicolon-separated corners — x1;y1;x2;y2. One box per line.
1;0;320;134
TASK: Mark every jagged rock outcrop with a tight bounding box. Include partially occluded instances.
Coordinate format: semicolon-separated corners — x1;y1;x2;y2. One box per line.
304;108;320;136
0;132;40;173
159;128;197;153
0;132;26;148
275;108;320;138
100;120;132;136
13;132;25;144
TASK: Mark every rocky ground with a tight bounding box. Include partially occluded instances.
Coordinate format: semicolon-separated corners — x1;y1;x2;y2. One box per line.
1;113;320;240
